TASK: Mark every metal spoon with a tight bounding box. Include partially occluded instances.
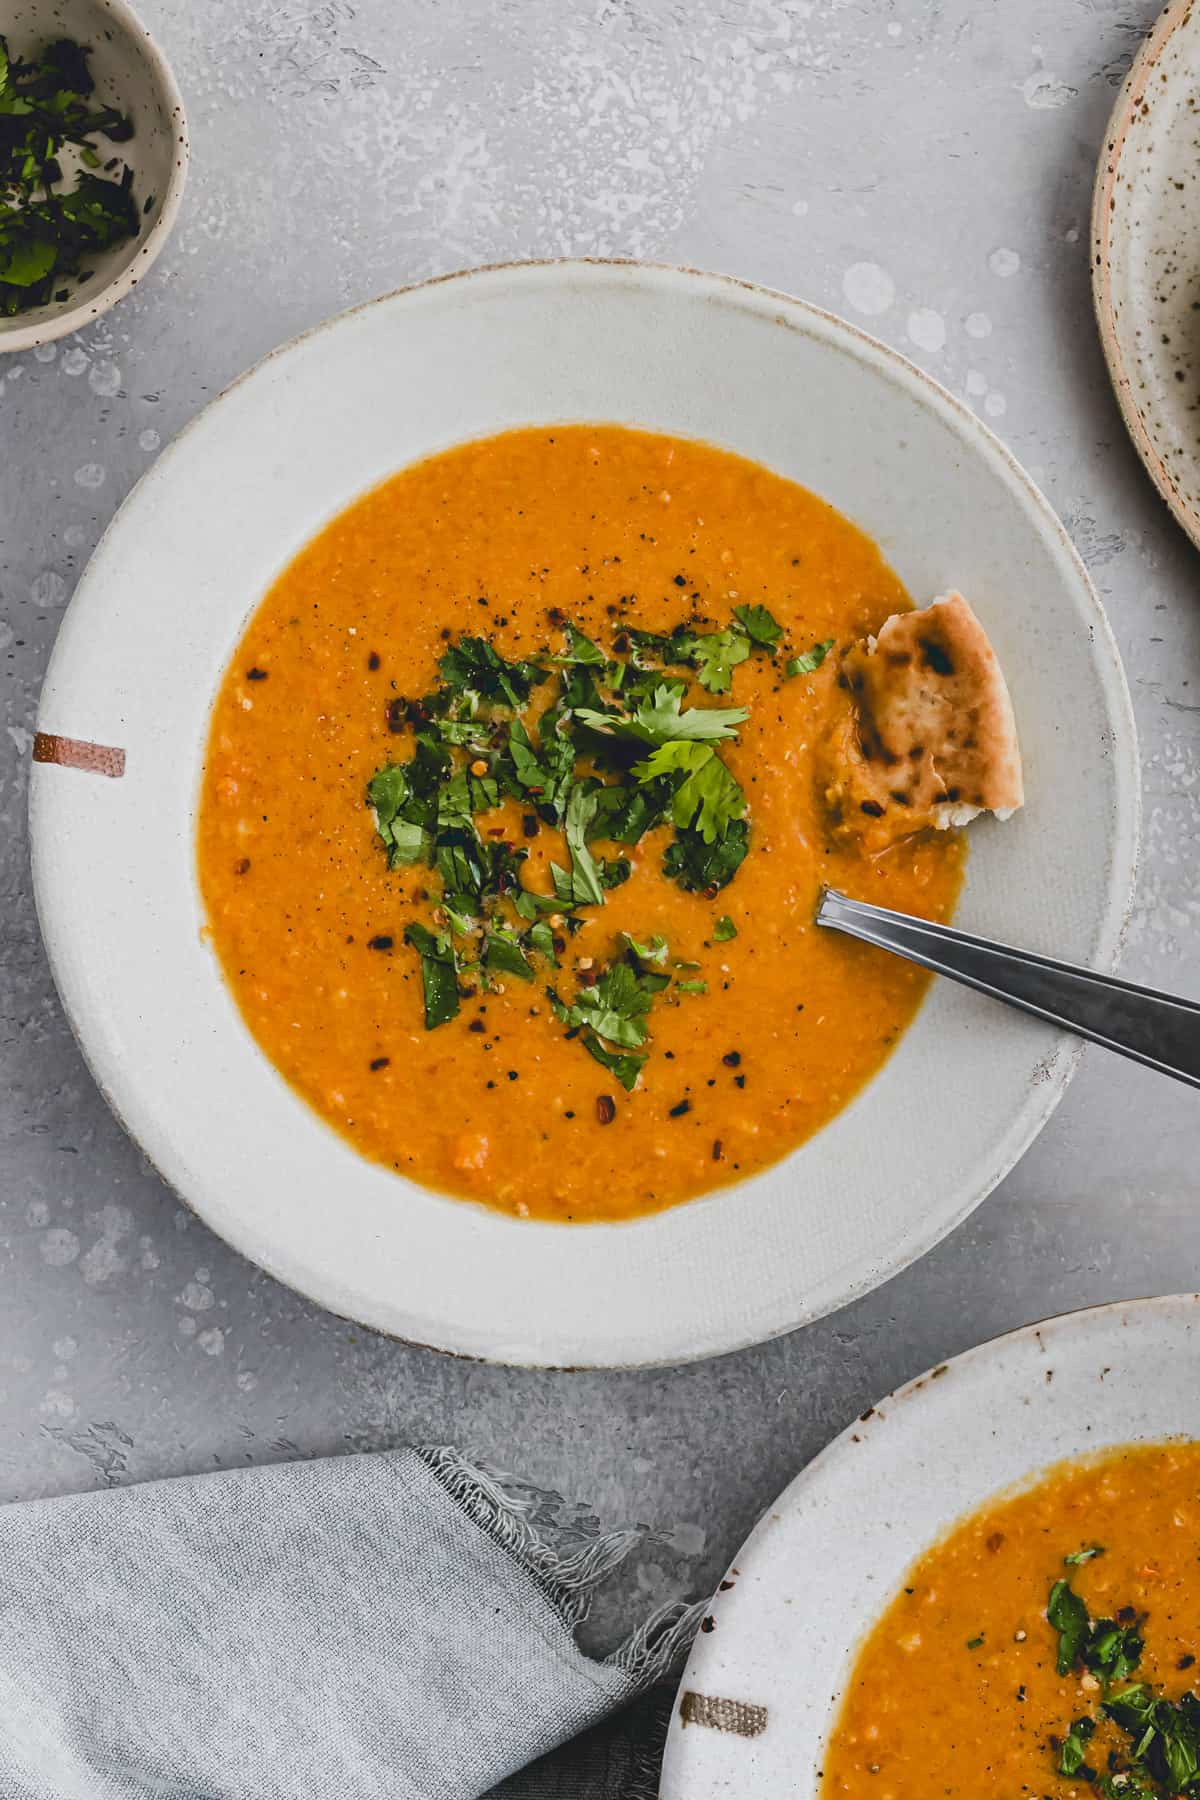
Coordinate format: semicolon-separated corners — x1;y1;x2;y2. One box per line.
816;888;1200;1090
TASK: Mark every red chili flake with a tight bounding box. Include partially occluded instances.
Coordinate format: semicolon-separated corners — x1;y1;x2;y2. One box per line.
673;574;687;588
986;1532;1005;1553
369;1056;390;1071
722;1050;741;1067
702;882;720;900
712;1140;724;1161
734;1073;746;1089
234;857;251;876
668;1099;691;1118
522;814;539;838
368;934;393;951
386;697;407;733
547;606;567;627
246;667;268;681
595;1094;616;1125
468;1020;485;1035
699;1616;715;1633
368;651;381;671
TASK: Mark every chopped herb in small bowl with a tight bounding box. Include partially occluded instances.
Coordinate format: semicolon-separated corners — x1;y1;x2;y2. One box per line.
0;1;187;350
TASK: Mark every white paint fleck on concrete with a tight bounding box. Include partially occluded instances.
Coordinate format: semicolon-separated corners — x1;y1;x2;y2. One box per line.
197;1326;225;1357
989;247;1021;278
52;1337;78;1361
177;1314;198;1338
87;360;122;398
966;368;989;395
180;1281;215;1312
60;348;89;377
73;463;106;489
842;261;895;316
1020;68;1078;109
25;1201;50;1229
965;311;992;338
138;427;161;452
39;1389;77;1421
907;307;946;353
236;1370;258;1392
33;343;57;364
30;570;68;609
80;1204;133;1284
40;1229;80;1267
791;198;809;217
984;390;1008;417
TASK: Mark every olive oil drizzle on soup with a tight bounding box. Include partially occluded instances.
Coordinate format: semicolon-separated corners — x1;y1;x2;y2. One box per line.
197;426;963;1222
822;1444;1200;1800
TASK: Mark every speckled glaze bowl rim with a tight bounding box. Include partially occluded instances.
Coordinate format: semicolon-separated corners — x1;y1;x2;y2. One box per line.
29;258;1141;1368
1091;0;1200;550
0;0;189;354
662;1292;1200;1796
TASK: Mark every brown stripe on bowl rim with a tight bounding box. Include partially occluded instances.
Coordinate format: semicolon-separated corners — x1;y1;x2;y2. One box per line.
33;732;126;778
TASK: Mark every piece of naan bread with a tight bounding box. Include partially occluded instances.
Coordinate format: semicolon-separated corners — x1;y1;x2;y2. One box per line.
821;591;1023;848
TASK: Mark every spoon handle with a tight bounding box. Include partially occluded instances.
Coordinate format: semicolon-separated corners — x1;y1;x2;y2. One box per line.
816;889;1200;1091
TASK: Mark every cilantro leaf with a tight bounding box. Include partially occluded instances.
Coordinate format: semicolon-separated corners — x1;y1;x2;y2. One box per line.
1064;1544;1106;1566
733;603;783;649
552;621;606;666
1048;1579;1089;1677
622;933;668;964
404;923;460;1029
577;682;746;746
559;783;605;906
484;925;535;983
664;819;750;893
438;636;544;707
580;1034;646;1091
787;638;834;677
714;915;737;941
1059;1716;1097;1778
691;628;750;695
634;740;746;844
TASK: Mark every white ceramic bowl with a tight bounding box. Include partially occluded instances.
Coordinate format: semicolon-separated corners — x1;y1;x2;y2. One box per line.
1092;0;1200;548
0;0;187;353
29;261;1139;1368
662;1294;1200;1799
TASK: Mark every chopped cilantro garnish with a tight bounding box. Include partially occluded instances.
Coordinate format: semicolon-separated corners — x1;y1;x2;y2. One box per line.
663;818;750;892
484;925;535;983
438;635;545;707
1048;1579;1091;1677
966;1634;985;1651
786;638;834;678
370;605;772;1056
634;740;745;845
732;603;784;649
403;923;459;1029
1065;1546;1107;1566
1059;1716;1097;1777
714;915;738;942
0;36;140;316
691;628;751;695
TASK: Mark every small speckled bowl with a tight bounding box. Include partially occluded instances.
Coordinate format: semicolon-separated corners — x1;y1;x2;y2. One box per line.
0;0;187;353
1093;0;1200;548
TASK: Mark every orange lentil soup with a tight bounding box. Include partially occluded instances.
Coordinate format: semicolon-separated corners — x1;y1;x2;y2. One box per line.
822;1443;1200;1800
197;425;963;1221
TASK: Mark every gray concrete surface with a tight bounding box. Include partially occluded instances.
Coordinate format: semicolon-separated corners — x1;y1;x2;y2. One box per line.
2;0;1198;1643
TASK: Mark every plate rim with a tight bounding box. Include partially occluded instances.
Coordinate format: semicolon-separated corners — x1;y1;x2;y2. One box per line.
1091;0;1200;549
661;1290;1200;1792
29;258;1142;1368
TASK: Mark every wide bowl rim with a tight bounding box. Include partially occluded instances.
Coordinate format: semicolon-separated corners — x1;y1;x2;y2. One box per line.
662;1290;1200;1792
1091;0;1200;550
0;0;190;354
29;257;1141;1367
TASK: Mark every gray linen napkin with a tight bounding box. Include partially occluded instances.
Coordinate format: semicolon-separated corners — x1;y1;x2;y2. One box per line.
0;1447;702;1800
